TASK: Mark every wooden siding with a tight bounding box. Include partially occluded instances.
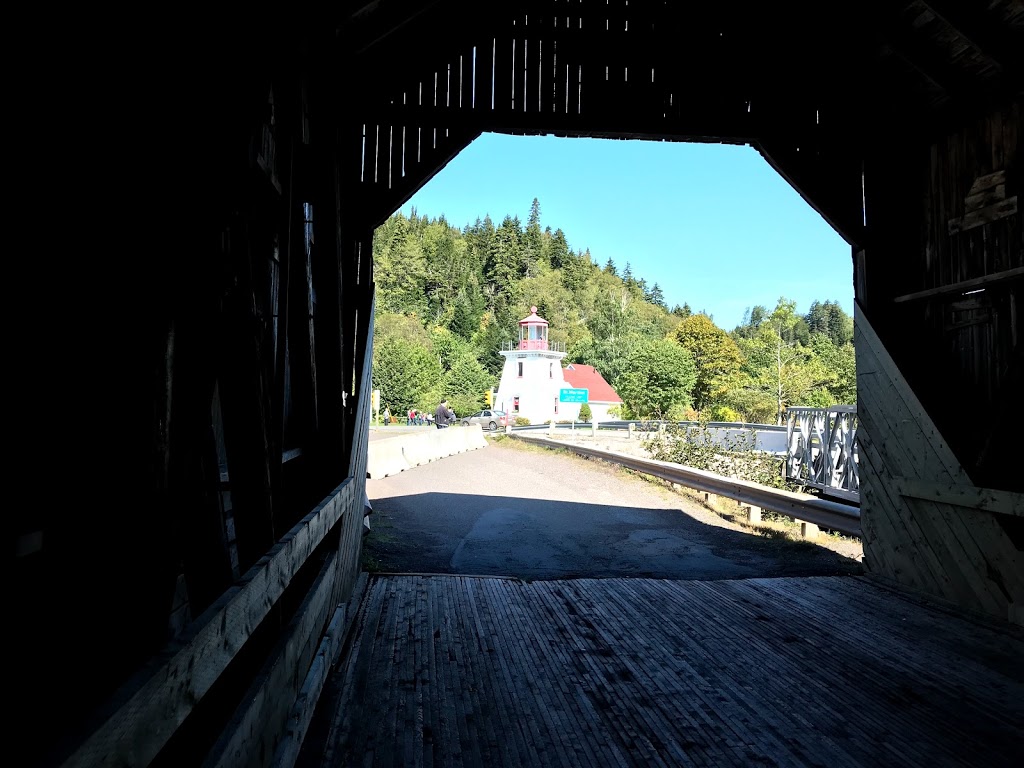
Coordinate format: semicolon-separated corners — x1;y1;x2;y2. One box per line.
25;41;375;766
298;574;1024;768
881;98;1022;490
857;306;1024;626
347;1;878;239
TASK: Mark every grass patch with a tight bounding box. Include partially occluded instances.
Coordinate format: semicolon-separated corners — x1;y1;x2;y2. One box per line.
360;508;400;572
361;552;387;573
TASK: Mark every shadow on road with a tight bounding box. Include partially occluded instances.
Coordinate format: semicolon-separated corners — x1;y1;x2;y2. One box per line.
363;491;862;581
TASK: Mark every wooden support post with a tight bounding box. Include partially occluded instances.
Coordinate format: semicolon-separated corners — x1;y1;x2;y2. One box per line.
798;521;820;539
742;505;762;524
628;422;635;440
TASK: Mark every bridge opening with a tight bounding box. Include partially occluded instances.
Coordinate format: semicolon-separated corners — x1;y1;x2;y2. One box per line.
367;130;862;579
371;131;855;450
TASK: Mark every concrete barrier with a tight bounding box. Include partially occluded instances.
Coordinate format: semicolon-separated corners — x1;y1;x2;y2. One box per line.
365;437;412;479
368;425;488;479
402;432;438;467
463;424;488;449
437;426;463;455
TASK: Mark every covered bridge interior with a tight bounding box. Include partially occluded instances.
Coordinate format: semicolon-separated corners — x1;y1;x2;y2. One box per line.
13;2;1021;766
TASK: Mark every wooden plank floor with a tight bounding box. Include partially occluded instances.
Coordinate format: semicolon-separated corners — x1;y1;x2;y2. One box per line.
298;575;1024;768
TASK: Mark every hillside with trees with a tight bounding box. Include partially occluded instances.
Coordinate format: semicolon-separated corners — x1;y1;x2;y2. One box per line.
371;199;855;424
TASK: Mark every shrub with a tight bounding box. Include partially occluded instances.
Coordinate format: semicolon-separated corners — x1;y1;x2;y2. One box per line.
578;403;592;422
709;405;742;422
643;421;792;490
514;416;531;426
664;403;690;422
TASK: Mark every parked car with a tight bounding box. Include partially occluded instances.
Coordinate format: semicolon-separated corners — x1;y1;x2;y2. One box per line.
459;409;508;431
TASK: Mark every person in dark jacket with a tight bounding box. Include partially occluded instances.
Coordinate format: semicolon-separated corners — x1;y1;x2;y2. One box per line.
435;399;455;428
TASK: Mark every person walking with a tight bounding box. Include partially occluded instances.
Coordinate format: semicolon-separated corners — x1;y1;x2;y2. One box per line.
434;399;455;429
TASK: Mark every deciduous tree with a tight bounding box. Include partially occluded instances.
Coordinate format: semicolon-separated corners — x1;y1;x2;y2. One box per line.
372;336;442;413
614;339;696;418
671;314;742;412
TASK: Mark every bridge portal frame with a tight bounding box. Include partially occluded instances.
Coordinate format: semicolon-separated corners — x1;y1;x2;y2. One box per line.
13;2;1021;767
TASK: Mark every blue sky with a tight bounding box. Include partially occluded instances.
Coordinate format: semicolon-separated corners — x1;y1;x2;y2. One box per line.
398;132;854;332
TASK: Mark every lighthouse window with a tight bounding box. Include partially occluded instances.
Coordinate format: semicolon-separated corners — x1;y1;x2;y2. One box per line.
549;363;553;378
518;362;523;377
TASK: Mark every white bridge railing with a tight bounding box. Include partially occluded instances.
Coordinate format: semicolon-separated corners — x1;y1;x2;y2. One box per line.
785;406;859;502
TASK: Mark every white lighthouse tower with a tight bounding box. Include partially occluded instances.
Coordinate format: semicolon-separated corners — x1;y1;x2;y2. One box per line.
495;306;572;424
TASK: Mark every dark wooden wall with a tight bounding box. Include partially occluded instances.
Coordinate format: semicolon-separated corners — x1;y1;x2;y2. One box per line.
864;99;1021;488
10;3;1021;767
856;96;1022;627
14;16;374;768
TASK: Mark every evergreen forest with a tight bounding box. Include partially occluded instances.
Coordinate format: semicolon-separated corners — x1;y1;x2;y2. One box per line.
371;198;855;424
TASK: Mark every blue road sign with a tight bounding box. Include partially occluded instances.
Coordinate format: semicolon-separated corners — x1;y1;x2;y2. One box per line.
559;388;589;403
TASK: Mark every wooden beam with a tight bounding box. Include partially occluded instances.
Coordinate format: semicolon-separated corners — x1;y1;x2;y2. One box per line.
756;139;865;248
345;0;448;56
206;552;340;768
60;480;358;768
874;24;970;100
947;196;1018;234
916;0;1024;80
363;127;481;228
895;477;1024;517
360;97;764;144
892;266;1024;303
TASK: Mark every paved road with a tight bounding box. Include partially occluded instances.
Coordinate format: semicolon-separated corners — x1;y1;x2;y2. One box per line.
364;439;862;580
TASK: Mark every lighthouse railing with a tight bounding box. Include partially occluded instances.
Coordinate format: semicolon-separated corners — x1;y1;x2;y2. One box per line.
502;340;566;352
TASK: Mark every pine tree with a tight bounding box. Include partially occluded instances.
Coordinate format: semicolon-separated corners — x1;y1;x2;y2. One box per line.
548;228;570;269
487;215;524;295
450;293;478;339
647;282;666;309
622;262;634;286
523;198;544;277
561;249;593;295
672;303;693;318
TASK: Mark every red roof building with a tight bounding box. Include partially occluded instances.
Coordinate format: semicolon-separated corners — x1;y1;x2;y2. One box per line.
562;364;622;405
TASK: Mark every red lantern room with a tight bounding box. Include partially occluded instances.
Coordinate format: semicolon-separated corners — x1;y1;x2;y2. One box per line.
518;306;549;351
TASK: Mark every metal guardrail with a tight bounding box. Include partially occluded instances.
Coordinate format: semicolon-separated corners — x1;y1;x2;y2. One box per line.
510;434;861;537
511;420;787;434
511;418;859;502
509;420;790;456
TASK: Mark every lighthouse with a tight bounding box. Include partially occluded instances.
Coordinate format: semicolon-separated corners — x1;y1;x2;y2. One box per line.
495;306;571;424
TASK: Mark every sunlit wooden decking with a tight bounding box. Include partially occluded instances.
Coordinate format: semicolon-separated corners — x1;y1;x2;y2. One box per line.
299;575;1023;768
